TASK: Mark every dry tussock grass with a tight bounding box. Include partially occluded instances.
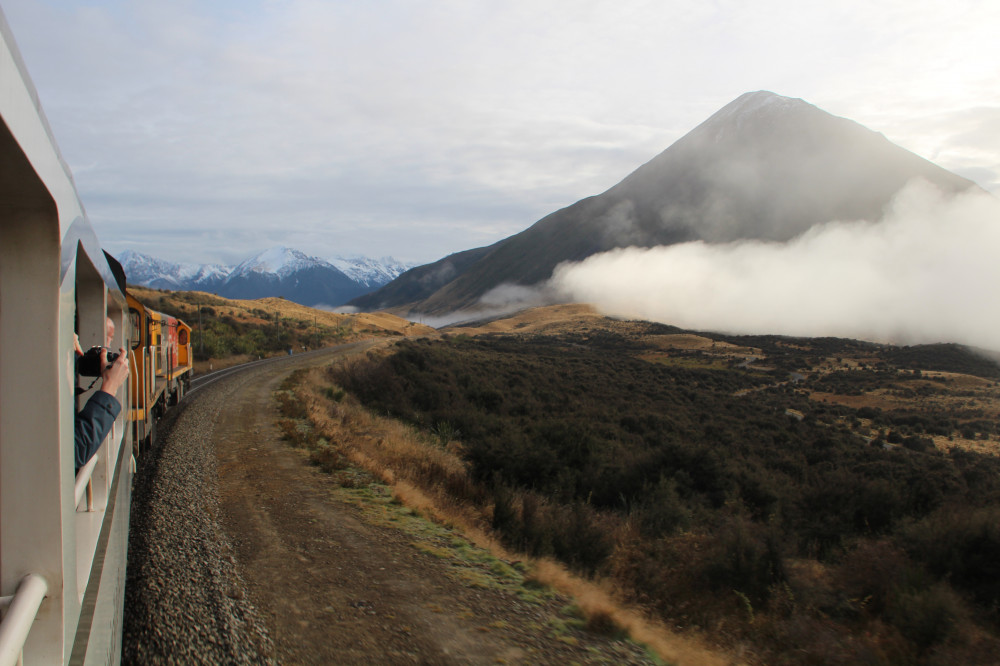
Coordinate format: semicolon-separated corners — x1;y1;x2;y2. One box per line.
297;367;488;535
288;363;735;666
446;304;605;336
644;334;754;355
530;559;732;666
131;286;436;337
933;434;1000;456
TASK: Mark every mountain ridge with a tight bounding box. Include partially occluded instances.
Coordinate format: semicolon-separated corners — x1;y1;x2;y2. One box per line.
118;247;413;307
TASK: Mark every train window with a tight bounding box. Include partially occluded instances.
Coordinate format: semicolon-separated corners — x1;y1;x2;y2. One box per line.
178;329;188;345
129;309;141;349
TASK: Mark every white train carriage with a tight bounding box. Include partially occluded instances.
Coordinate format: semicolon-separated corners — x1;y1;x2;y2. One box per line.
0;9;134;665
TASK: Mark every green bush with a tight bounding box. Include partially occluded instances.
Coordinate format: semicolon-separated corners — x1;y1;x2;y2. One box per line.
331;333;1000;657
702;519;786;603
903;506;1000;610
887;583;962;651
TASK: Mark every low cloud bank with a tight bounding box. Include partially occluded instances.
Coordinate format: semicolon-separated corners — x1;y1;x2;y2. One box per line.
315;304;359;314
551;181;1000;350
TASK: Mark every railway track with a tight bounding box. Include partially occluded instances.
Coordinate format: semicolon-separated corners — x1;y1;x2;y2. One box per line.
186;342;369;396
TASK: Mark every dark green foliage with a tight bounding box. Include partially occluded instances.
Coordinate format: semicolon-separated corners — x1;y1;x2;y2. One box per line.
903;506;1000;612
193;316;302;360
635;476;691;537
335;333;1000;646
324;386;347;402
138;288;354;362
888;343;1000;380
703;519;786;603
489;483;611;574
887;584;963;651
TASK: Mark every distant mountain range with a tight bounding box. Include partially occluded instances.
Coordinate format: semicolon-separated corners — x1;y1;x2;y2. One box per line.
117;247;413;307
351;91;979;315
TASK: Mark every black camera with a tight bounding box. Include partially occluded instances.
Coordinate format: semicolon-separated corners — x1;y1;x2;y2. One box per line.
79;346;120;377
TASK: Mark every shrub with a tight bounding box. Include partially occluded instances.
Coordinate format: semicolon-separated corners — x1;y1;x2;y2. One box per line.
902;436;933;453
902;506;1000;610
309;442;348;473
887;583;963;651
490;484;518;533
324;386;346;402
551;502;613;574
703;519;786;603
635;476;691;538
838;540;919;616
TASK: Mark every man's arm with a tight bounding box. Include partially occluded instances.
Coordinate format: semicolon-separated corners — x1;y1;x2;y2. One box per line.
75;392;120;470
74;347;128;471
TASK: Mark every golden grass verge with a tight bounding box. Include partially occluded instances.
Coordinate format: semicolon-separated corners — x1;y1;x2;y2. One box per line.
530;559;734;666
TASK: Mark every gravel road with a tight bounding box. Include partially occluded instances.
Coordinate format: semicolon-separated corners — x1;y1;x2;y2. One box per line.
122;347;355;665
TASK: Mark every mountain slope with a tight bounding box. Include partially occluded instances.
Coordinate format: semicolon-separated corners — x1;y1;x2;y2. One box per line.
355;91;977;315
348;246;492;311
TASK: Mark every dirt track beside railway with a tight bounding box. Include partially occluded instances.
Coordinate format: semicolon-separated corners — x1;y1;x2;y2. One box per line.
125;344;660;665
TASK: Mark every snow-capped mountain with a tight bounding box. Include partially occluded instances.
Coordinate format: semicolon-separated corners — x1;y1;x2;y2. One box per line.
116;247;412;307
229;246;327;280
330;255;413;287
118;249;228;291
221;246;363;306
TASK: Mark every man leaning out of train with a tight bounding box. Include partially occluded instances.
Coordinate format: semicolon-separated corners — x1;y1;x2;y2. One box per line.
74;319;129;471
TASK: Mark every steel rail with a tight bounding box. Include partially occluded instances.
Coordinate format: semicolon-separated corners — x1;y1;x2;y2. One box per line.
186;343;366;397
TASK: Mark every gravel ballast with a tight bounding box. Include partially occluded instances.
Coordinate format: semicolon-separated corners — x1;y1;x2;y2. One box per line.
123;365;278;665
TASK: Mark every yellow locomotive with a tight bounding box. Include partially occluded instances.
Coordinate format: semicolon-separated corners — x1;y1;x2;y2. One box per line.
126;293;193;452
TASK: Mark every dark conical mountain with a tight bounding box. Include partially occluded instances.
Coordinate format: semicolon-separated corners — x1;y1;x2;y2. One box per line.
351;91;978;315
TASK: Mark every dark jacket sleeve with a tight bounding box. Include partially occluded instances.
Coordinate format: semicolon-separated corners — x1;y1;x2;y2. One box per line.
75;391;121;471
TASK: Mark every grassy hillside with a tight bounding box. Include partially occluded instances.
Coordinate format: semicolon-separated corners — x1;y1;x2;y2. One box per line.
299;306;1000;664
130;286;435;371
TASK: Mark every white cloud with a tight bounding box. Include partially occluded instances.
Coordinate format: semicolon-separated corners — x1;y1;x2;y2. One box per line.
3;0;1000;266
552;182;1000;350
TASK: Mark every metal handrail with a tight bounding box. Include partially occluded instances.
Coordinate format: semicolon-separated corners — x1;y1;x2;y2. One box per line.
0;574;48;666
73;400;121;509
73;453;98;509
150;343;161;377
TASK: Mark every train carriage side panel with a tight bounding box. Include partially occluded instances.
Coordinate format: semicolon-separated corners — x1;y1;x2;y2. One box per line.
67;245;131;666
2;10;138;663
161;314;179;381
0;112;68;665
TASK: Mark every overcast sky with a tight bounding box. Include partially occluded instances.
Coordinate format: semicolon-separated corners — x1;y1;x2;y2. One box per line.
4;0;998;266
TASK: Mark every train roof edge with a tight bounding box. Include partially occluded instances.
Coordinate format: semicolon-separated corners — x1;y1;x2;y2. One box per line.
0;5;125;303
